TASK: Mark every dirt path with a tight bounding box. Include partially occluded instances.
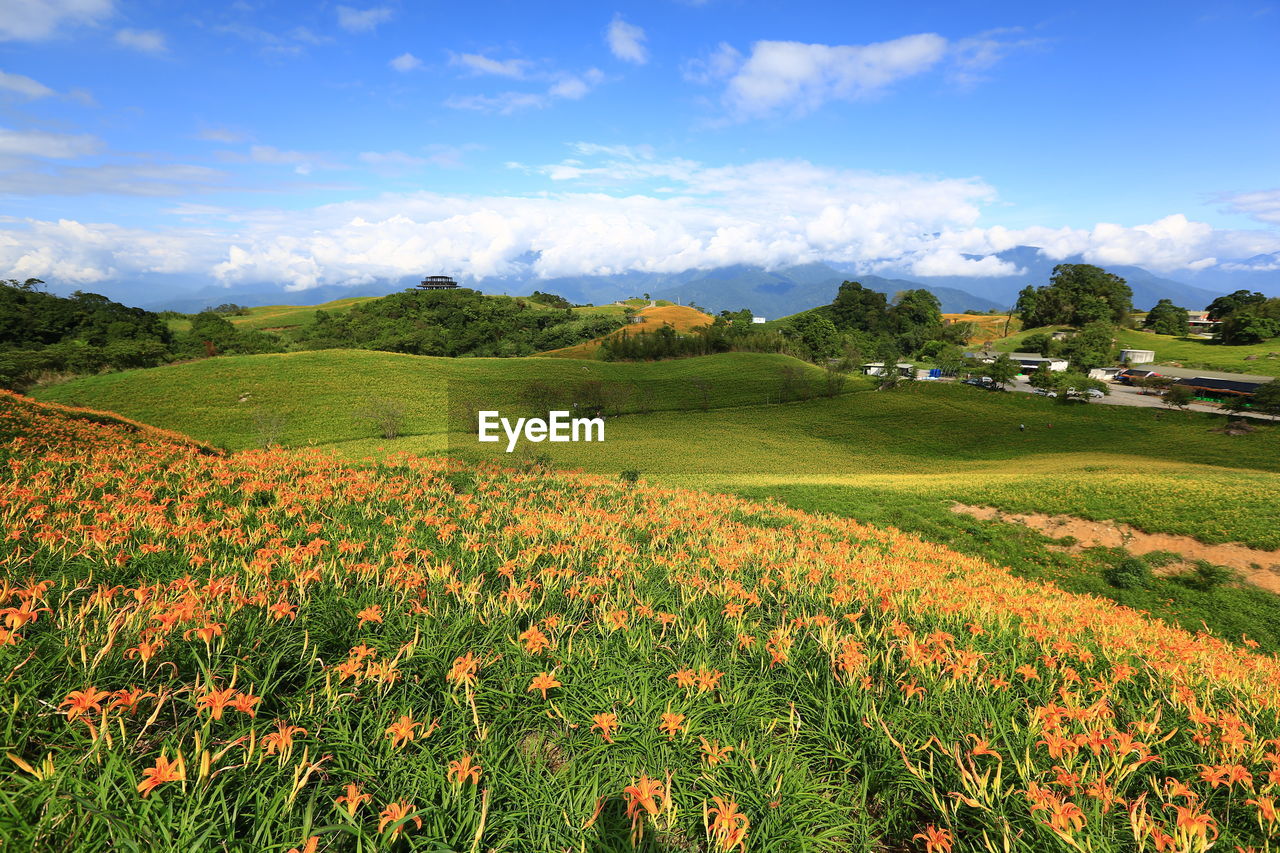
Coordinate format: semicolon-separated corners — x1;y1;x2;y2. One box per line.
950;502;1280;594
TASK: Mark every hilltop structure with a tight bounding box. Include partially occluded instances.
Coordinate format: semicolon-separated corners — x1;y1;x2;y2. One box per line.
418;275;458;290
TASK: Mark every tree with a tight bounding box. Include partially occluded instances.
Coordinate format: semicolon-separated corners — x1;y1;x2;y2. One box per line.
1206;289;1267;321
1162;384;1195;412
1060;321;1116;372
1;278;45;292
1218;307;1280;344
985;353;1020;388
829;281;888;333
1252;380;1280;416
1017;264;1132;328
1054;371;1108;402
1144;299;1190;336
1020;332;1057;357
889;289;942;353
790;313;840;359
1027;363;1057;391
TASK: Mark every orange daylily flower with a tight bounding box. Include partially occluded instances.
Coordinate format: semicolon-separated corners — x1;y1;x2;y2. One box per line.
448;753;482;786
659;712;685;739
286;837;319;853
60;687;111;723
591;712;620;743
196;686;237;720
623;773;666;844
668;669;696;689
335;782;372;816
446;652;479;688
705;796;750;852
700;737;734;766
262;721;307;755
912;824;953;853
518;626;550;654
378;802;422;836
527;672;561;699
356;605;383;626
136;752;185;798
385;714;421;749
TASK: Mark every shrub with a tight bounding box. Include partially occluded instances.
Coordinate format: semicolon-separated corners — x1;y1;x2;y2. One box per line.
1104;556;1152;589
620;469;640;484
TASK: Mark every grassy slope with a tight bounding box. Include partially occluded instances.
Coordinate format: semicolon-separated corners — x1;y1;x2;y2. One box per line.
32;349;829;450
994;325;1280;377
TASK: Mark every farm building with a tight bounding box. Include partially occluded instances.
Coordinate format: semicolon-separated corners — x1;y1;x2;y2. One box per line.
861;362;915;377
1174;376;1265;402
752;316;767;324
1117;368;1160;385
1008;352;1069;372
1186;311;1222;334
1089;366;1125;381
1120;348;1156;364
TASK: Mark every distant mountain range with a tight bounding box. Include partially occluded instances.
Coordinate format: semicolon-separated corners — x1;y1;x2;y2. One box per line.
90;245;1280;320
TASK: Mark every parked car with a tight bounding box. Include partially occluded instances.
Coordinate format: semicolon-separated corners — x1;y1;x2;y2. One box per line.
1086;388;1105;399
1033;388;1058;398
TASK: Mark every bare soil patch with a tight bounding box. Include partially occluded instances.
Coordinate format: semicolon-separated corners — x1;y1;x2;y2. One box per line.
951;502;1280;594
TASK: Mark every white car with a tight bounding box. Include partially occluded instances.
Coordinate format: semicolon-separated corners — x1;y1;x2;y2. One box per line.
1033;388;1057;398
1086;388;1105;399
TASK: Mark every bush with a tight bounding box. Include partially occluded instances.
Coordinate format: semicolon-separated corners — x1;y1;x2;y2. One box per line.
620;469;640;484
1104;556;1152;589
1191;560;1238;590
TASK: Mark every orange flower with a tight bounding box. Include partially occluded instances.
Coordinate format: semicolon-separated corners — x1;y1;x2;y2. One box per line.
623;773;666;843
196;686;236;720
668;669;696;689
518;626;550;654
446;651;479;689
228;691;261;717
699;737;734;766
912;824;953;853
659;712;685;739
136;752;185;798
447;753;482;786
378;802;422;836
335;782;372;816
60;687;111;723
705;796;750;852
384;714;420;749
527;672;562;699
966;734;1001;761
695;669;724;693
262;721;307;755
591;712;620;743
356;605;383;627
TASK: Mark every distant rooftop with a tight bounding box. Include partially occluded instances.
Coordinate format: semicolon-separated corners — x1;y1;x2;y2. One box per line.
418;275;458;289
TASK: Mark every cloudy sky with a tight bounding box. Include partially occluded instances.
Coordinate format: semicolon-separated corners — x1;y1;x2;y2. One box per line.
1;0;1278;295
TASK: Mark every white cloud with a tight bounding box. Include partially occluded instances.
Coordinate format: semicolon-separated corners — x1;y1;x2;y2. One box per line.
947;28;1042;89
0;70;56;99
241;145;340;175
909;250;1021;277
0;0;113;41
336;5;393;33
681;42;741;83
607;14;648;64
389;52;422;72
720;34;947;118
3;148;1277;289
446;68;603;113
114;28;167;54
0;127;102;159
1220;188;1280;226
450;52;532;78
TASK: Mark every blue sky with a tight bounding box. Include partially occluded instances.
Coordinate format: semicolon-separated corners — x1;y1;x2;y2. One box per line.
1;0;1278;294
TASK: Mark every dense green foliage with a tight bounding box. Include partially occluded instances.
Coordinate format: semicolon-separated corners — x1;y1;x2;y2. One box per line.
1143;298;1190;336
0;281;174;389
292;288;625;357
1015;264;1133;328
601;310;788;361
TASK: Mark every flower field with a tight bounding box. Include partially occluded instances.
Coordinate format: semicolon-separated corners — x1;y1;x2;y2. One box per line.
3;391;1280;852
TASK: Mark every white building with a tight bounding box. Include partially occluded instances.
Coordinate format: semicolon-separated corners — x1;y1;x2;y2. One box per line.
751;316;767;324
1119;348;1156;364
